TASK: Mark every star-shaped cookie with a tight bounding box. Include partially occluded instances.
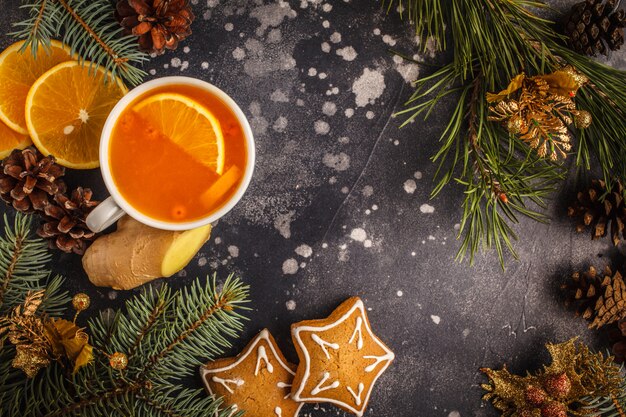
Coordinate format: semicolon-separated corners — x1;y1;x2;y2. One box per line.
291;297;394;416
200;329;303;417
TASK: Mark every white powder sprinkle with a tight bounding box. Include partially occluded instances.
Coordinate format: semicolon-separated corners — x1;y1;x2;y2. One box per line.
397;290;403;297
232;47;246;60
270;89;289;102
273;116;288;133
362;185;374;197
282;258;299;275
314;120;330;135
330;32;342;43
318;72;327;79
295;244;313;258
462;329;470;339
274;211;296;238
366;111;375;119
286;300;297;311
382;34;396;46
171;57;182;67
201;62;209;69
322;243;328;248
227;245;239;258
322;101;337;116
225;22;234;31
338;136;349;144
449;411;461;417
336;46;357;61
352;68;386;107
308;67;317;76
373;28;381;35
345;108;354;118
322;20;330;28
350;228;367;242
149;69;157;75
322;4;332;12
364;239;373;248
183;46;190;53
420;204;435;214
414;171;423;179
198;257;207;267
403;179;417;194
321;42;331;53
322;153;350;171
431;315;441;325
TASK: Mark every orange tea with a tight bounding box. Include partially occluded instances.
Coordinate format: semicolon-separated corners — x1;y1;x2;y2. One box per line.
109;84;247;223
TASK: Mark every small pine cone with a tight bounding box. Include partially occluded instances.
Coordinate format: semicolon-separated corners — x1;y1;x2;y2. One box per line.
568;179;626;246
115;0;195;55
37;188;99;255
562;265;607;320
563;0;626;56
589;269;626;329
0;147;66;213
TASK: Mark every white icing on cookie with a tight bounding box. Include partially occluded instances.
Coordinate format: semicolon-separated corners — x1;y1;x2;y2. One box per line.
347;382;365;406
311;334;339;359
311;371;340;395
211;376;244;394
364;352;395;372
277;381;292;399
291;299;395;417
275;406;282;416
349;317;364;350
255;345;274;375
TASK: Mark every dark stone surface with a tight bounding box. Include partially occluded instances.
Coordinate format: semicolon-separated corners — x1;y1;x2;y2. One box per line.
2;1;626;416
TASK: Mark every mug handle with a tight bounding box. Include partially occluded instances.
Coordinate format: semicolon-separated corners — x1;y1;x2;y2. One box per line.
86;196;126;233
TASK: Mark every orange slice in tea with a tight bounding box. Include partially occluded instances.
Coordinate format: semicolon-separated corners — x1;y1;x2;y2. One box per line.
132;93;225;174
25;61;127;169
0;120;31;159
0;40;73;135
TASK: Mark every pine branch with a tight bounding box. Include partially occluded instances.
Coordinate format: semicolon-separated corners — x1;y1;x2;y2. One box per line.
581;371;626;417
11;0;148;86
8;274;250;417
388;0;626;267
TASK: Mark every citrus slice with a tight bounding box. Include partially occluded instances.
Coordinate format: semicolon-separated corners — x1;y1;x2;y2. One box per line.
25;61;127;169
0;120;31;159
0;40;73;135
132;93;225;174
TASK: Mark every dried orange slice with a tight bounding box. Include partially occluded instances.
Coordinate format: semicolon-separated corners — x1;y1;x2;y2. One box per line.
0;120;31;159
132;93;225;174
25;61;127;169
0;40;73;135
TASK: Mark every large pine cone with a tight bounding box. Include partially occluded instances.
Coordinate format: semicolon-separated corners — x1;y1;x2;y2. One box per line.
563;0;626;56
568;179;626;246
562;265;626;329
0;147;66;213
37;188;99;255
116;0;194;55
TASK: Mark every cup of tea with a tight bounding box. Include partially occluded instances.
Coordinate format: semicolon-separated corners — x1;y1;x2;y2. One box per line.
86;76;255;232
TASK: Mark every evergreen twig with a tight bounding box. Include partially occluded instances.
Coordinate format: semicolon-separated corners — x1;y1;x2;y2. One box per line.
11;0;148;86
385;0;626;267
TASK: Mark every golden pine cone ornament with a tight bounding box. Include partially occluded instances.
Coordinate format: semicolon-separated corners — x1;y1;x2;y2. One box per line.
563;0;626;56
568;179;626;245
0;147;66;213
37;187;99;255
116;0;195;55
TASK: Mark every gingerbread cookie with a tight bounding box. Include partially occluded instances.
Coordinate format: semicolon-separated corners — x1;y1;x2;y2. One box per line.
291;297;394;417
200;329;303;417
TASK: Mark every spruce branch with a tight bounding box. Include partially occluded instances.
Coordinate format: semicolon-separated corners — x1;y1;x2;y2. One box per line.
4;274;250;417
11;0;148;86
388;0;626;267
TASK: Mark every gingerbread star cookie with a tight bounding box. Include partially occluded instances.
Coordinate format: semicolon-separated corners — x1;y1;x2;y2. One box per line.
200;329;303;417
291;297;394;416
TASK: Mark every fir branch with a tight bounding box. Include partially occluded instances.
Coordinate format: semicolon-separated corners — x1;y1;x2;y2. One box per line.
11;0;148;86
12;275;250;417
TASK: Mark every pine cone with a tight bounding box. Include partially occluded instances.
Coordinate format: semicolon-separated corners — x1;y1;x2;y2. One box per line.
568;179;626;246
563;0;626;56
116;0;194;55
562;266;605;320
37;188;99;255
0;147;66;213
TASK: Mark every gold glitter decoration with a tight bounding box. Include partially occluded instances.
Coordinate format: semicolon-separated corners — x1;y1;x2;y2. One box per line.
12;345;51;378
481;338;622;416
562;65;590;89
487;69;591;161
109;352;128;370
574;110;592;129
72;293;90;312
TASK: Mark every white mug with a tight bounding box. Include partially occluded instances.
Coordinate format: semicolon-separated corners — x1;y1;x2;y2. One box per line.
86;76;255;232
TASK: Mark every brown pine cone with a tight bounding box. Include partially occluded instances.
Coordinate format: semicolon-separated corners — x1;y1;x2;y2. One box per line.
563;0;626;56
568;179;626;246
116;0;194;55
562;265;606;320
37;188;99;255
0;147;66;213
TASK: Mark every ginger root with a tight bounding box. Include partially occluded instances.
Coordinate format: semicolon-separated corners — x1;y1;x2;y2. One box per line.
82;216;211;290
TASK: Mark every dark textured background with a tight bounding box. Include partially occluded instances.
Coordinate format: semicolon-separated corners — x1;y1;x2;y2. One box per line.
3;1;626;416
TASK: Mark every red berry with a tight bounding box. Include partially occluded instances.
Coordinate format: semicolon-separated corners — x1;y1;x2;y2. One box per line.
541;401;567;417
543;373;571;399
524;385;548;406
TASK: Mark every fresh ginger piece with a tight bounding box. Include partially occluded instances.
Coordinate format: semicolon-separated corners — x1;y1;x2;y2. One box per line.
82;216;211;290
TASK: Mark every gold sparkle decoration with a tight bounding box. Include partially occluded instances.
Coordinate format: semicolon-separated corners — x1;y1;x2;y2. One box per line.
481;338;622;416
72;293;90;312
487;68;591;161
109;352;128;370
